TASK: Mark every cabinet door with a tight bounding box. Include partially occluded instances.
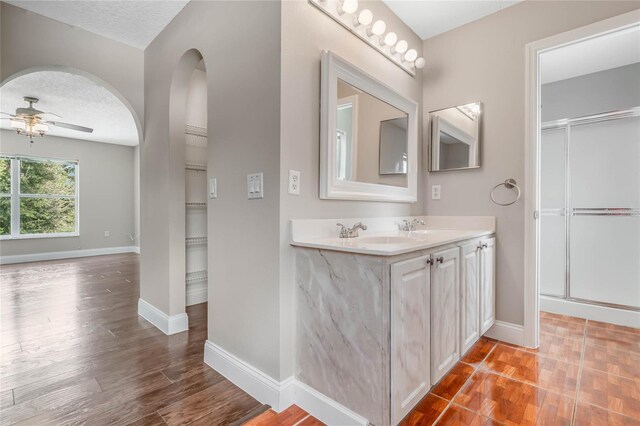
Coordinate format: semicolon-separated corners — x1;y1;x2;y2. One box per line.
480;238;496;335
391;256;431;425
431;247;460;384
460;242;480;355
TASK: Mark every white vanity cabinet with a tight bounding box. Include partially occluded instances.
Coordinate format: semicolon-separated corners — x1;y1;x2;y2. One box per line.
480;237;496;334
430;247;461;384
391;256;431;425
460;242;481;354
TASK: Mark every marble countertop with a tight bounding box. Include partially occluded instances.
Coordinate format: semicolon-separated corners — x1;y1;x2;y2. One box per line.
290;228;494;256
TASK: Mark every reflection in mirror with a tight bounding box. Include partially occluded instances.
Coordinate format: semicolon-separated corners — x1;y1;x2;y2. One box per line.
336;79;408;187
429;102;481;171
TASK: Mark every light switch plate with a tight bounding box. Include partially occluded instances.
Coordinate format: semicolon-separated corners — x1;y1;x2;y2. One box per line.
288;170;300;195
431;185;441;200
209;178;217;199
247;173;264;199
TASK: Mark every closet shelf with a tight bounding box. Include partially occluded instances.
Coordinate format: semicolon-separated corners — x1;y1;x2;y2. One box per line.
186;236;207;246
186;270;207;284
186;202;207;208
186;163;207;171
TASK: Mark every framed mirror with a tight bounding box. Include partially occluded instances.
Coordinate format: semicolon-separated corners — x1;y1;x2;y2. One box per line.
429;102;482;172
320;51;418;203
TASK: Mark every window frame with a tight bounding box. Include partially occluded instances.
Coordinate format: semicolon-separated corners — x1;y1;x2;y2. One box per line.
0;155;80;240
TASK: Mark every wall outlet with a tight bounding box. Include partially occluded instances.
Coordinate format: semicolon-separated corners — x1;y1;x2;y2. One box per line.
288;170;300;195
104;231;110;237
247;173;264;199
431;185;441;200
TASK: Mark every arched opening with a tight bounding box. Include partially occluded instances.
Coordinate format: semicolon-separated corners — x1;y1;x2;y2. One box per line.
168;49;208;322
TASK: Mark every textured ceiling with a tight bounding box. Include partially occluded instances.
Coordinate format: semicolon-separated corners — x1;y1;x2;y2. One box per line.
5;0;189;49
541;26;640;84
383;0;522;40
1;71;139;146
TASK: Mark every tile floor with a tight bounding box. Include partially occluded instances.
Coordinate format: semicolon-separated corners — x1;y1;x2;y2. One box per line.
246;312;640;425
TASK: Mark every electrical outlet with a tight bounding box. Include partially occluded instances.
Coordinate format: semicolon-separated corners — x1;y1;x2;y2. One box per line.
104;231;110;237
288;170;300;195
431;185;441;200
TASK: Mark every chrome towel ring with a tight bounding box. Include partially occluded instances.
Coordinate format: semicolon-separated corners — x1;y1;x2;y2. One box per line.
490;178;521;206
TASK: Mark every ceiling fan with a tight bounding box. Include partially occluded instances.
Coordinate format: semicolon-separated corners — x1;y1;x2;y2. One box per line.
1;96;93;143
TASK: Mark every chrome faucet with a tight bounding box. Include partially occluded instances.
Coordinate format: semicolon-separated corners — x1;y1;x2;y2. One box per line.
337;222;368;238
400;218;425;232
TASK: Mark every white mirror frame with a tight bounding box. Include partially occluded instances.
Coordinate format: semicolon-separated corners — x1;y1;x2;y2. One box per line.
320;51;418;203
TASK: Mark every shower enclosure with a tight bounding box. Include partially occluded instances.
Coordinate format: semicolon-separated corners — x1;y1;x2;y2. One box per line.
540;107;640;314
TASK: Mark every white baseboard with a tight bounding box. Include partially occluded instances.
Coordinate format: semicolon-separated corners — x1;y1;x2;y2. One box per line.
186;281;207;306
137;298;189;335
484;320;525;346
0;246;139;265
203;341;368;425
541;296;640;328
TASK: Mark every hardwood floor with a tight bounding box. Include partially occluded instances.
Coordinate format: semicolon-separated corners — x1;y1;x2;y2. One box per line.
248;313;640;426
0;253;266;425
3;254;638;425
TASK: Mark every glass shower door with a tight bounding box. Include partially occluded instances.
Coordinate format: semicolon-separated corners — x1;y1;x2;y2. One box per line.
569;116;640;309
540;127;567;297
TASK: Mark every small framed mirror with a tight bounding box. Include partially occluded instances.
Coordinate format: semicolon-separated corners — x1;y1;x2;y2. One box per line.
429;102;481;172
320;51;418;202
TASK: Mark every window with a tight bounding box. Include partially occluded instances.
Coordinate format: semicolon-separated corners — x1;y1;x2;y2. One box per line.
0;156;79;239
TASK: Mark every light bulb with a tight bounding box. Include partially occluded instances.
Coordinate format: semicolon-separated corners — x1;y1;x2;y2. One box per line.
368;19;386;36
394;40;408;54
382;31;397;47
404;49;418;62
355;9;372;26
414;57;426;69
337;0;358;15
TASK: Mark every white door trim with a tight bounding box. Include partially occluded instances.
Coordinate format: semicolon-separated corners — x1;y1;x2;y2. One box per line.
524;9;640;348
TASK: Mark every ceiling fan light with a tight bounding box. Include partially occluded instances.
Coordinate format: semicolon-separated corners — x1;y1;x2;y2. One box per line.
10;119;25;131
34;122;49;133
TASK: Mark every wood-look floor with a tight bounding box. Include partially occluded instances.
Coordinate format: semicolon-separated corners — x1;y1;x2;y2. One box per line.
0;253;268;425
249;312;640;426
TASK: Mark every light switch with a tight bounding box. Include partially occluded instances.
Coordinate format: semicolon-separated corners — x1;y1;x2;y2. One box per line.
247;173;264;199
288;170;300;195
209;178;217;199
431;184;441;200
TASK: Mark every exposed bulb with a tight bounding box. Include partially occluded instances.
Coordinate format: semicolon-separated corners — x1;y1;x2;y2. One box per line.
394;39;408;54
337;0;358;15
382;31;397;47
354;9;372;26
404;49;418;62
367;19;386;36
414;57;426;69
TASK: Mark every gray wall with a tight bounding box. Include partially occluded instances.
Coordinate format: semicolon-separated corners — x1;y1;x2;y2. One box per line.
542;62;640;122
280;0;423;379
422;1;640;326
0;130;136;256
142;1;282;378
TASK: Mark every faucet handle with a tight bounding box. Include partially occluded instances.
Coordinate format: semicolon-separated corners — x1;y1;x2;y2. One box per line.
336;222;348;238
353;222;367;231
413;219;426;226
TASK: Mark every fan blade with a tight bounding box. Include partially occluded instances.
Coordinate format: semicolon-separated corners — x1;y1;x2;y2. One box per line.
48;121;93;133
36;112;62;119
1;112;16;117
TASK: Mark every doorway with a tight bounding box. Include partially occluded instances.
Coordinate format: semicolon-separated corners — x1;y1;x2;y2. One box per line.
525;11;640;347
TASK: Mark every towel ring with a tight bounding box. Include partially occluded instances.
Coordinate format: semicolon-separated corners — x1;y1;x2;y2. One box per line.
490;178;521;206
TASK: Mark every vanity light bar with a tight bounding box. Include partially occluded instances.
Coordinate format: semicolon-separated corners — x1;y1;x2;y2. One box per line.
309;0;424;76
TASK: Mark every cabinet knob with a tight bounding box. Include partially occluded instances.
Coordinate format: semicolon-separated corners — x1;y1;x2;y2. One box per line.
436;256;444;264
426;258;434;266
482;243;488;249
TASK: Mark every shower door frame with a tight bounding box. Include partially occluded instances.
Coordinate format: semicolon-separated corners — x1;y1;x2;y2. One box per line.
524;10;640;348
540;108;640;312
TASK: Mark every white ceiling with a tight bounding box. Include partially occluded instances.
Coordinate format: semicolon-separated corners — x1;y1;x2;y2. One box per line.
5;0;189;49
541;26;640;84
383;0;522;40
1;71;139;146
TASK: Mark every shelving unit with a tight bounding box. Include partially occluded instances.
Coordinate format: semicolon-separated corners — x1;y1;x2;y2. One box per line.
186;270;208;284
186;236;207;246
186;163;207;171
186;202;206;208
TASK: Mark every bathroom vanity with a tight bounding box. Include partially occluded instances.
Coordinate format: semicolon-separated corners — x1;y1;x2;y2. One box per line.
291;216;495;426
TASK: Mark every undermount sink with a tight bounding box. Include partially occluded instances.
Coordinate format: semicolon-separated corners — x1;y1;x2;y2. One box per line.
357;236;419;245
